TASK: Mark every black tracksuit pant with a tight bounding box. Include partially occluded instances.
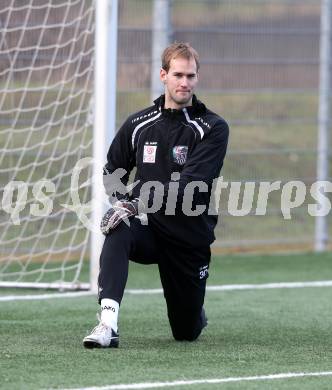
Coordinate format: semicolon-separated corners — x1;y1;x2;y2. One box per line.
98;217;211;341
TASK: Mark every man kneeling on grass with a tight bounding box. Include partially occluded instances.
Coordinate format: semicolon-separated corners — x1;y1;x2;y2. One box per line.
83;42;229;348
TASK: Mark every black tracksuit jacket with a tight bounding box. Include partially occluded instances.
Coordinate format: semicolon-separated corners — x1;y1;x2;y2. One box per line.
104;94;229;248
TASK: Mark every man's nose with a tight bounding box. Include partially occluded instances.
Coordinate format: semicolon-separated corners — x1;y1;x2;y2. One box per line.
180;77;189;87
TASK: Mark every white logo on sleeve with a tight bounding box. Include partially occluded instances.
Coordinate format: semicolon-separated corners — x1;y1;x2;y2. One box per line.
199;265;209;279
143;144;157;163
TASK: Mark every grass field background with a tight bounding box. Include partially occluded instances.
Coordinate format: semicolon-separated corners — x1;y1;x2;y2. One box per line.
1;252;332;390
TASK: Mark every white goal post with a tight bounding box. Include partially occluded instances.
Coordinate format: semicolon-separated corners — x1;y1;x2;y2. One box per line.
0;0;118;291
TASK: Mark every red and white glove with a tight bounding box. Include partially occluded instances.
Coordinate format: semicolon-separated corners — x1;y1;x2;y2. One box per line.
100;198;143;235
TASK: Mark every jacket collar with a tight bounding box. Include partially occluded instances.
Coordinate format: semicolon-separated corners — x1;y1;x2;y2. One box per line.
153;94;206;116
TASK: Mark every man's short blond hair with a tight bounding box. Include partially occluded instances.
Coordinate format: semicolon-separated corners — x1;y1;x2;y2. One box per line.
161;42;200;73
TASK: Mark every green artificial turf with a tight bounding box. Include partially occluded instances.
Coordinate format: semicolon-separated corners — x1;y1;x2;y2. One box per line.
0;252;332;390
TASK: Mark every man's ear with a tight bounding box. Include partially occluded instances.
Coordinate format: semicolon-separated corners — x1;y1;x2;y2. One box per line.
160;68;167;84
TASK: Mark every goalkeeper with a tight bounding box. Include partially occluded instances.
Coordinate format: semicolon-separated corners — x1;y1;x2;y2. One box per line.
83;42;229;348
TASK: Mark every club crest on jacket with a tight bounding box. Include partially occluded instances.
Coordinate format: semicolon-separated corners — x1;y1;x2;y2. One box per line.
172;145;188;165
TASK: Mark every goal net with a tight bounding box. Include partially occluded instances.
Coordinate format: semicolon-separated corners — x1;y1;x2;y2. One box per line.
0;0;95;290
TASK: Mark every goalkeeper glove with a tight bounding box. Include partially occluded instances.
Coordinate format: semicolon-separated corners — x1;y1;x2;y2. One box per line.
100;198;144;235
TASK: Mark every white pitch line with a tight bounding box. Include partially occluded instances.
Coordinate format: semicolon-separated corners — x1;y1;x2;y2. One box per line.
124;280;332;295
0;291;93;302
53;371;332;390
1;280;332;302
206;280;332;291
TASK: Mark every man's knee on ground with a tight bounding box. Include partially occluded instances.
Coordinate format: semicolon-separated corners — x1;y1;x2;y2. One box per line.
172;327;201;342
169;314;202;342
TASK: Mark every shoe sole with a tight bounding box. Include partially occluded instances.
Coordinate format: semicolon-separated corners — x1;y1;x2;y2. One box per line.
83;339;119;349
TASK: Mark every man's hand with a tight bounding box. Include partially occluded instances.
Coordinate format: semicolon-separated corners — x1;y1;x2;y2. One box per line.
100;198;143;235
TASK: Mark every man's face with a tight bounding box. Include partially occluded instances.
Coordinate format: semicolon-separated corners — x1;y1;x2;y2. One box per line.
160;57;199;109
